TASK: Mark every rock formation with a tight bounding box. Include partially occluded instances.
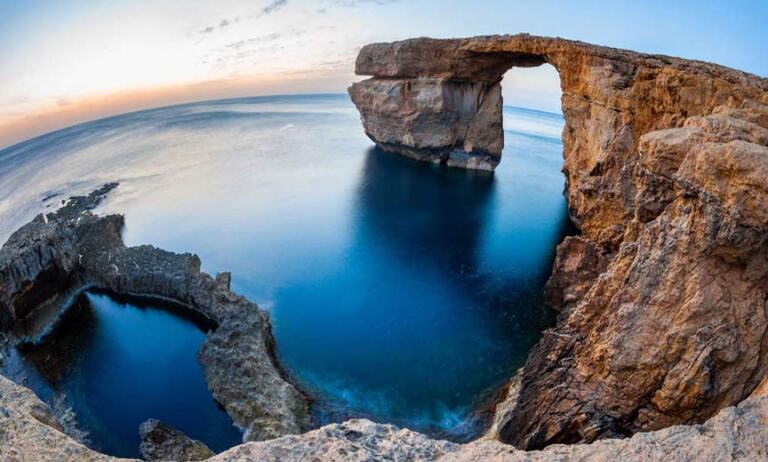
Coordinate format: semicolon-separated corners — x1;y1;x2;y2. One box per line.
350;34;768;449
0;184;309;443
139;419;214;461
2;373;768;461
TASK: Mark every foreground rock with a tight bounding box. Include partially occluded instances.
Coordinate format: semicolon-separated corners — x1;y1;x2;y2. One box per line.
0;184;309;442
0;375;116;462
351;34;768;449
139;419;214;461
2;374;767;461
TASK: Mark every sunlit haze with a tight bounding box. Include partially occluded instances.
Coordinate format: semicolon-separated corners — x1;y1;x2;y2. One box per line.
1;0;766;148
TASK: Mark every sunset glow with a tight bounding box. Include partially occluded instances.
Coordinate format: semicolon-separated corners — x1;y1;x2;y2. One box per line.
2;0;766;148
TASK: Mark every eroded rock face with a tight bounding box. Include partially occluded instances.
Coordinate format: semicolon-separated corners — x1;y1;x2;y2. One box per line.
351;34;768;449
543;236;609;311
139;419;214;461
349;78;503;170
0;185;309;444
3;373;767;462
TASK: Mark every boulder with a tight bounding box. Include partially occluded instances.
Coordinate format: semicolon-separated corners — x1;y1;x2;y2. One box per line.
138;419;214;461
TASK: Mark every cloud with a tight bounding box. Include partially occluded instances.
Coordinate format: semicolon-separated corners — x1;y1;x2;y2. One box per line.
331;0;400;6
260;0;287;16
198;1;288;35
224;33;286;50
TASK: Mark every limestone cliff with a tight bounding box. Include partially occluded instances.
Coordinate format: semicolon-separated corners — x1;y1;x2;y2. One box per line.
350;34;768;449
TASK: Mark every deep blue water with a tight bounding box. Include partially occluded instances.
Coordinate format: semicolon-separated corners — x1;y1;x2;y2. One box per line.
0;94;568;452
2;291;242;457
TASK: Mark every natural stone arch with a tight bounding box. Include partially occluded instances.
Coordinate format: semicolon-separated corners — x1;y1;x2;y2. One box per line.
350;34;768;450
348;34;764;245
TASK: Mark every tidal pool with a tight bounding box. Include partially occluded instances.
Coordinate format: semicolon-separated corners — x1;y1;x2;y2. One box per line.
2;290;242;458
0;94;569;449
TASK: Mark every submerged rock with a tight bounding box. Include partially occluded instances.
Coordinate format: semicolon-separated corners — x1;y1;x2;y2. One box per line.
0;184;309;443
139;419;214;461
350;34;768;449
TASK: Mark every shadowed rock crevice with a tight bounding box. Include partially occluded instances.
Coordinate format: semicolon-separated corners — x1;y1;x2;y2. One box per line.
350;33;768;449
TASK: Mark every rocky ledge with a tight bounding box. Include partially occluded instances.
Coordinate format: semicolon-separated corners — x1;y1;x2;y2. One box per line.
2;373;767;461
350;34;768;449
0;184;309;444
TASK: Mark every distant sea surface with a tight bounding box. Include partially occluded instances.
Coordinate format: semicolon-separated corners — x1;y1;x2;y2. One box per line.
0;94;569;454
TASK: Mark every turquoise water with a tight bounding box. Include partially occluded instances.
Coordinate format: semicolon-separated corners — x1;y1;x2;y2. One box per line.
0;94;568;451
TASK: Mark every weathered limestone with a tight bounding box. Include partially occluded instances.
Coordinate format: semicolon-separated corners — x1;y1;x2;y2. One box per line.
139;419;214;461
542;236;609;311
0;375;118;462
0;185;309;444
2;374;768;461
349;78;503;170
351;34;768;449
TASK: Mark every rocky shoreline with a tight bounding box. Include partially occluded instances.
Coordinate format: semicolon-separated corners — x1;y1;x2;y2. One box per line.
2;372;767;461
1;33;768;461
0;183;309;446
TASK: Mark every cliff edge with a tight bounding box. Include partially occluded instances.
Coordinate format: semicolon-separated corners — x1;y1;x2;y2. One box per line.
350;34;768;449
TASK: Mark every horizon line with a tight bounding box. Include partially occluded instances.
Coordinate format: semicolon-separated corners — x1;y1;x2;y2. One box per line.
0;93;563;153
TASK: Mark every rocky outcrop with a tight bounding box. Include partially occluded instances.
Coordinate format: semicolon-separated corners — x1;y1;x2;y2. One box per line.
211;397;768;461
351;34;768;449
2;373;768;461
0;185;309;443
138;419;214;461
0;375;117;462
349;78;503;170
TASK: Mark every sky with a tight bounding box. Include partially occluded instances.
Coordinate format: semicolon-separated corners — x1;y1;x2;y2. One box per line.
0;0;766;149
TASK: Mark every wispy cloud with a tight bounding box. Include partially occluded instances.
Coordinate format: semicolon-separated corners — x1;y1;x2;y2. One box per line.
198;0;287;35
330;0;400;6
261;0;288;15
224;32;293;50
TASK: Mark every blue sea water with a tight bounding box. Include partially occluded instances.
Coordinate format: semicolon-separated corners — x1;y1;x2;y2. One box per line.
0;94;568;454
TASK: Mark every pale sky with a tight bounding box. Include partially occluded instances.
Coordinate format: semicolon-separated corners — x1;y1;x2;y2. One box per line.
1;0;766;148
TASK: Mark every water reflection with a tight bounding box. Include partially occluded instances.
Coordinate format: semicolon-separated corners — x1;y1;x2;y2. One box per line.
355;147;496;272
14;297;98;386
274;145;560;440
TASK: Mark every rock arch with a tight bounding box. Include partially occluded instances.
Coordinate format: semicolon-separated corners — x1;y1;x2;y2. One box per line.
349;34;766;243
350;34;768;449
